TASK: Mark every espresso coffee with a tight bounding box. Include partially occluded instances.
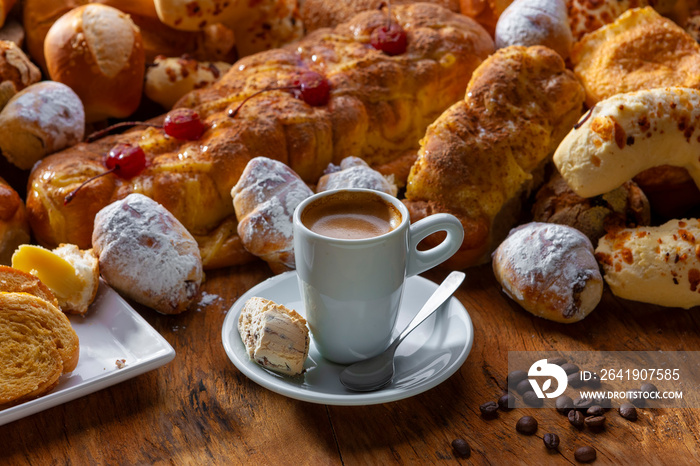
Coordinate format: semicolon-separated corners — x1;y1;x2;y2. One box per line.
301;191;402;239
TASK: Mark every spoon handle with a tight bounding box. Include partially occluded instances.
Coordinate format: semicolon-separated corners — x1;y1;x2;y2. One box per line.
396;271;465;344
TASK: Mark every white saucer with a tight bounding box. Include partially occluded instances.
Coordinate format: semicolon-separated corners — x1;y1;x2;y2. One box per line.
221;271;474;406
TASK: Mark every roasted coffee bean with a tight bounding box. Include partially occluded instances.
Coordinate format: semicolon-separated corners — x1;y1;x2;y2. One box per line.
556;395;574;414
587;405;605;417
592;396;612;410
523;391;544;407
479;401;499;418
584;415;606;429
498;393;513;411
548;357;567;366
641;382;659;395
507;370;528;388
568;410;584;428
573;397;594;411
516;379;533;395
543;433;560;450
619;403;638;421
574;446;597;463
568;371;584;388
516;416;538;435
451;438;471;458
627;388;646;408
560;363;580;374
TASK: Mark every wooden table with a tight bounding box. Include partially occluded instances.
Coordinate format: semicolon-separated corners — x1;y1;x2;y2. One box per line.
3;259;700;465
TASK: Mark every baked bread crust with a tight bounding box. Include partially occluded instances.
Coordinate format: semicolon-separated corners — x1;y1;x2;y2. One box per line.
0;265;58;307
27;4;494;269
404;45;585;269
0;177;30;266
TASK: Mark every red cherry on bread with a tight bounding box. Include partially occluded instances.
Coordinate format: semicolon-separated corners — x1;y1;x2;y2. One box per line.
163;108;206;140
371;22;407;56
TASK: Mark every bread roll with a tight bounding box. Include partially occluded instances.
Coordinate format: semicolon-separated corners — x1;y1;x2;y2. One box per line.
145;55;231;109
0;265;58;307
92;193;204;315
595;219;700;308
495;0;573;59
568;0;650;40
316;156;397;196
0;40;41;110
553;87;700;199
0;81;85;170
231;157;313;273
0;177;30;266
44;4;145;122
493;222;603;323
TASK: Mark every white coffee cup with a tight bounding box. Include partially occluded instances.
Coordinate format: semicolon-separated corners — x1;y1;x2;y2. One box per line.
293;188;464;364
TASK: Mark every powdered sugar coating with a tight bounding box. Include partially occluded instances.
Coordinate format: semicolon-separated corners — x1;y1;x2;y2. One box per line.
231;157;313;269
92;193;203;314
493;222;602;322
316;156;397;196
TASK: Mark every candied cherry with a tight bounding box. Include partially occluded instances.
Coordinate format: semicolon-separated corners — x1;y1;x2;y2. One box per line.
163;108;206;140
370;1;407;56
229;71;331;118
64;143;147;205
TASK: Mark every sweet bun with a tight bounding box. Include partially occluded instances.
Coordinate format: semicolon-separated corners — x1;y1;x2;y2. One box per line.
144;55;231;109
44;3;145;122
316;156;397;196
231;157;313;273
494;0;573;59
493;222;603;323
0;177;30;266
92;193;204;315
460;0;514;35
0;81;85;170
0;265;58;307
0;40;41;110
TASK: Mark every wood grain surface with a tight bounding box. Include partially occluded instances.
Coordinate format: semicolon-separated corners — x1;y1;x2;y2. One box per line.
2;260;700;465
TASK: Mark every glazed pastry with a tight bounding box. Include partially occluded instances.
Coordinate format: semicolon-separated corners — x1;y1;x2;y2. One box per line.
553;87;700;198
495;0;573;59
493;222;603;323
0;177;30;266
92;194;203;315
404;45;585;269
595;219;700;308
12;244;99;315
231;157;313;273
27;4;495;270
0;40;41;110
238;297;309;376
316;157;397;196
0;81;85;170
532;171;650;245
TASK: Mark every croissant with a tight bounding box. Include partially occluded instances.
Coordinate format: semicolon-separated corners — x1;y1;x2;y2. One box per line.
404;45;585;269
26;3;494;270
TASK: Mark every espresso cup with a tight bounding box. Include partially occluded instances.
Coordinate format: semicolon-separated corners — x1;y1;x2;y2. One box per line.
293;188;464;364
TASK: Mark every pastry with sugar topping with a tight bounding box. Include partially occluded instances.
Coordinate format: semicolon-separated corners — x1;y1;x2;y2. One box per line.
316;157;397;196
595;219;700;309
238;297;309;376
92;193;203;315
492;222;603;323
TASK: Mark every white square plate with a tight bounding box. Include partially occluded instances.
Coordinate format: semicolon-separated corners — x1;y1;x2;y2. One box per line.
0;281;176;426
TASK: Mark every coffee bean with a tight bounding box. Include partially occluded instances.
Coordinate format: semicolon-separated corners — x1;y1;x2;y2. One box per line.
516;416;538;435
568;371;584;388
548;357;567;366
507;370;528;388
584;415;606;429
561;363;580;375
573;397;594;411
619;403;638;421
556;395;574;414
592;396;612;410
568;410;584;428
498;393;513;411
451;438;471;458
627;388;646;408
516;379;533;395
587;405;605;417
543;433;560;450
523;391;544;407
574;446;597;463
641;382;659;395
479;401;499;418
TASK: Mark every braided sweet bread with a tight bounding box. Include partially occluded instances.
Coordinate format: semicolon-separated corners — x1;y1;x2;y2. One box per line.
26;3;494;269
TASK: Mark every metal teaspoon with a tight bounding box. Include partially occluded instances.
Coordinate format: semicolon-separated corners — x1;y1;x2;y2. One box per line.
339;271;466;392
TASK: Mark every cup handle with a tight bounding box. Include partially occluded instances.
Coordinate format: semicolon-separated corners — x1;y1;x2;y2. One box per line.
406;213;465;277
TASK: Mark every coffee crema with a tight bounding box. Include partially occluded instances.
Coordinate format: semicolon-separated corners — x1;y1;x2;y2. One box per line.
301;191;402;239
